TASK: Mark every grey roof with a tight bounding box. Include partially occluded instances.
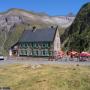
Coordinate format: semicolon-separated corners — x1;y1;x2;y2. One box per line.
19;27;57;42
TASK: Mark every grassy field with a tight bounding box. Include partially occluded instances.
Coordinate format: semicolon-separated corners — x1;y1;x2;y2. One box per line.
0;64;90;90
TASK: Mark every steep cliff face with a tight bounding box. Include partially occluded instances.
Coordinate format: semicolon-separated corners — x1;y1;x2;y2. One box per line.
61;3;90;52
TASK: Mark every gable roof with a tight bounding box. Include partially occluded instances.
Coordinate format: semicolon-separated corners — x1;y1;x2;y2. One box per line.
18;27;57;42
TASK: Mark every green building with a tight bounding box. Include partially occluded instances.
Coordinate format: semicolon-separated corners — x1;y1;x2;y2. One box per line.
10;26;61;57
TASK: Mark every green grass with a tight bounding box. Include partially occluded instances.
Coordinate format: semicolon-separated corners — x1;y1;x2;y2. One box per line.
0;64;90;90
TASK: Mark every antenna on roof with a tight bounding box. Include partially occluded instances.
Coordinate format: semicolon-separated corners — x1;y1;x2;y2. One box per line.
51;26;54;28
32;26;36;32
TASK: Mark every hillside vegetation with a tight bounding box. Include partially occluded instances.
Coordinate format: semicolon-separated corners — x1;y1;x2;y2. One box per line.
3;24;25;54
0;64;90;90
61;3;90;52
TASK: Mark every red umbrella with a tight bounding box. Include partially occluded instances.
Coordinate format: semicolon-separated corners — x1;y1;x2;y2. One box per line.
86;53;90;57
57;51;64;57
70;51;78;55
80;52;90;57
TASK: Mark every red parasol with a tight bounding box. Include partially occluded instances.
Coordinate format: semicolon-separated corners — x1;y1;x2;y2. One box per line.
57;51;64;57
80;52;90;57
70;51;78;55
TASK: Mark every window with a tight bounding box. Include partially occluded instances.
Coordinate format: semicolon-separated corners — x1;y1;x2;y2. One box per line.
19;50;27;56
24;43;28;49
36;50;38;56
45;43;48;48
48;43;50;47
43;50;45;56
42;43;50;48
43;44;45;47
32;43;38;48
45;50;49;56
19;43;28;49
42;50;49;56
49;51;53;56
25;50;27;55
32;50;38;56
42;43;47;48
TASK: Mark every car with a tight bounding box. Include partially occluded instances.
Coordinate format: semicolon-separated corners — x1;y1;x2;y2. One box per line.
0;55;4;60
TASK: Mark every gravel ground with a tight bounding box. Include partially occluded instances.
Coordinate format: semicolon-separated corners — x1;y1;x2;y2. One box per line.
0;57;90;66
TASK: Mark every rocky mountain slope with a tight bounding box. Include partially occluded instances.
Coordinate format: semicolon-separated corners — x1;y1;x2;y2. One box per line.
0;9;75;54
0;9;75;29
61;2;90;52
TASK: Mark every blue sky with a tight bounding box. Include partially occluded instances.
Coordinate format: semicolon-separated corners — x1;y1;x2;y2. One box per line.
0;0;90;16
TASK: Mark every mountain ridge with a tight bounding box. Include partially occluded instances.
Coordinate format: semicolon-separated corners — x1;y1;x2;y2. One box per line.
0;8;75;28
0;8;75;55
61;2;90;52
